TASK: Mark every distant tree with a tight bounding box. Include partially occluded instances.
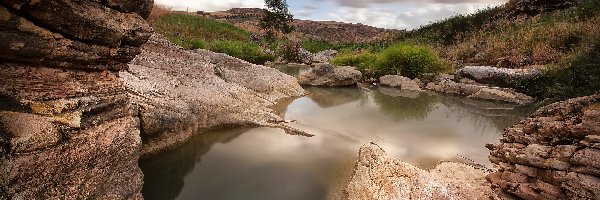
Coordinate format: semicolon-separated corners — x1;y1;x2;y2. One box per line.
260;0;294;43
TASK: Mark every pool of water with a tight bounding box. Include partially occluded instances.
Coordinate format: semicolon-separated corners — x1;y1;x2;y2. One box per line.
140;65;538;200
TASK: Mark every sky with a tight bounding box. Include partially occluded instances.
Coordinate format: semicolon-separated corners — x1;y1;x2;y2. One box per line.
154;0;508;30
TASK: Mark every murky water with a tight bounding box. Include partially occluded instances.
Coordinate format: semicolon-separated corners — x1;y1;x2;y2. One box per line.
140;65;538;200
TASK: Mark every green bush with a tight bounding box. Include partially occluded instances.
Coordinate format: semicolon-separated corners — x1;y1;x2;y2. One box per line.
330;52;378;71
208;40;274;64
374;44;450;78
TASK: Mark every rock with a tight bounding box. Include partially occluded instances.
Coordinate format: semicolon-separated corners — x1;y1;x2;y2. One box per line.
122;34;307;156
457;66;542;87
379;75;423;91
426;79;535;105
469;88;534;105
298;64;362;87
344;143;493;200
0;0;151;198
312;49;338;63
487;94;600;199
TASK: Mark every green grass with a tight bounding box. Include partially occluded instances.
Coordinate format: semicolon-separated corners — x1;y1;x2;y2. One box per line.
152;13;273;64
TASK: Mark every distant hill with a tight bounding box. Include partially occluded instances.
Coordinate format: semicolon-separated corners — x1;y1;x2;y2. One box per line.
196;8;399;43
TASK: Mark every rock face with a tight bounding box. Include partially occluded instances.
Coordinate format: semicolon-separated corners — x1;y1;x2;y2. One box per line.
298;64;362;87
426;79;534;105
457;66;542;88
345;143;493;200
379;75;423;91
0;0;152;199
487;94;600;199
122;34;307;156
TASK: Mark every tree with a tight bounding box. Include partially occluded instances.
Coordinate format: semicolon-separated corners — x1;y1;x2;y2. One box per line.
260;0;294;43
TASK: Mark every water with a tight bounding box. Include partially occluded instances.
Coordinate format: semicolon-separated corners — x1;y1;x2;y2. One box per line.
140;65;538;200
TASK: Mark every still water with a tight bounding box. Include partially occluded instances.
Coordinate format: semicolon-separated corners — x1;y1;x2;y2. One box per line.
140;65;537;200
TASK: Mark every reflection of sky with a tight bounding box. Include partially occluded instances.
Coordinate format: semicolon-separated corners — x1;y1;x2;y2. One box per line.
155;0;507;29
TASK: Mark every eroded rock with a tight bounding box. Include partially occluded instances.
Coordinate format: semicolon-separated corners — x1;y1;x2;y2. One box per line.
379;75;423;91
426;79;534;105
345;143;494;200
298;64;362;87
487;94;600;199
457;66;542;88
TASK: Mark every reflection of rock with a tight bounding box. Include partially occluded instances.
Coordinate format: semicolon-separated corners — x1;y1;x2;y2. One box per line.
344;143;493;199
379;75;422;91
487;94;600;199
373;90;436;120
305;87;364;108
378;87;421;99
140;128;248;200
298;64;362;87
122;34;306;156
426;79;534;105
0;0;151;198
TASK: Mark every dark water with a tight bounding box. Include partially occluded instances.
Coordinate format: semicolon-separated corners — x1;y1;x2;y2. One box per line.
140;65;538;200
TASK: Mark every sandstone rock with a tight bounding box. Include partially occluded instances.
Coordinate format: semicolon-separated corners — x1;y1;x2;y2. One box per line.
426;79;535;105
487;94;600;199
379;75;423;91
122;34;307;156
457;66;542;87
469;88;534;105
345;143;493;200
0;0;151;198
298;64;362;87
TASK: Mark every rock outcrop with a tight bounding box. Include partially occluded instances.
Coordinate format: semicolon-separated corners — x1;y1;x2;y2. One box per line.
345;143;494;200
0;0;152;199
379;75;423;91
426;78;534;105
457;66;542;88
487;94;600;199
122;34;307;156
298;64;362;87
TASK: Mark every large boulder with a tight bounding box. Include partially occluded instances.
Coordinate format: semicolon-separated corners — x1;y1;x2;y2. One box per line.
457;66;542;87
122;34;307;156
0;0;152;198
487;94;600;199
345;143;494;199
298;64;362;87
379;75;423;91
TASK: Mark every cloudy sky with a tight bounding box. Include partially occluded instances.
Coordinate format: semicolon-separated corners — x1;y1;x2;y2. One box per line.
154;0;507;30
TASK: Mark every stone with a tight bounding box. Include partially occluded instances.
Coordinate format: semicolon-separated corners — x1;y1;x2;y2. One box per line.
468;88;534;105
488;94;600;199
426;78;535;105
457;66;542;87
379;75;423;91
122;34;307;156
345;143;494;200
0;111;60;153
298;64;362;87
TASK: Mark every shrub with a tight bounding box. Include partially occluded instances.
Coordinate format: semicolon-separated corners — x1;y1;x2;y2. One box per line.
278;41;303;63
208;40;274;64
301;39;337;53
374;44;450;78
330;52;378;71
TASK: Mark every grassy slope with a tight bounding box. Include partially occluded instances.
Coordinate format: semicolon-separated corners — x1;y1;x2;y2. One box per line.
152;12;273;64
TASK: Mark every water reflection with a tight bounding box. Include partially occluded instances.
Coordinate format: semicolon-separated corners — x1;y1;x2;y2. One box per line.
141;65;539;200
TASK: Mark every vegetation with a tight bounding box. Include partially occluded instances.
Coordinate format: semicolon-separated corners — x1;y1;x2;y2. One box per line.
331;44;451;78
152;13;273;64
260;0;294;43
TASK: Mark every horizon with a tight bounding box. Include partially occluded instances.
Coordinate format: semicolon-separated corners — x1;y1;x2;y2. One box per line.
154;0;507;30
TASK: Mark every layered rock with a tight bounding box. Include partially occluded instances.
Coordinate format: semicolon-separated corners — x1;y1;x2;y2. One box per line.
298;64;362;87
122;34;307;156
457;66;542;88
344;143;494;200
426;79;534;105
0;0;152;198
487;94;600;199
379;75;423;91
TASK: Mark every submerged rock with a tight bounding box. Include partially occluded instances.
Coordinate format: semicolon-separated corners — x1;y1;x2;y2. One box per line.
426;79;534;105
122;34;307;156
379;75;423;91
298;64;362;87
345;143;493;200
487;94;600;199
